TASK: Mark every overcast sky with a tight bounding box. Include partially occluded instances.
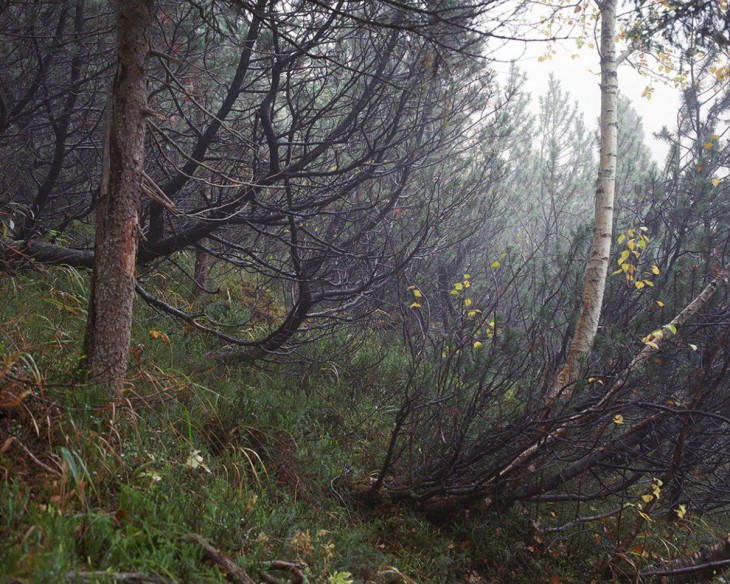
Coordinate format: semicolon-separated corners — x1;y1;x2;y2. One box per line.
490;37;681;163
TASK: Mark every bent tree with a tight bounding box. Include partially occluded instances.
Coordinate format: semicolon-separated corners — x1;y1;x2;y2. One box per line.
552;0;618;393
82;0;153;391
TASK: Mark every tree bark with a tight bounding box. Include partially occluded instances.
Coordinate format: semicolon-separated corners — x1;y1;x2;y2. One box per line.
81;0;152;392
552;0;618;395
191;240;211;303
639;535;730;582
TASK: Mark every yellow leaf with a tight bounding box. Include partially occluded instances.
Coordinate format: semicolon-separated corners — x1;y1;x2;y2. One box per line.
149;330;171;345
703;142;714;149
651;265;660;275
657;301;665;307
413;289;422;298
473;341;483;349
454;283;463;291
463;280;470;288
712;177;720;187
635;281;645;289
710;134;720;140
638;510;653;522
491;261;501;269
613;414;624;425
641;494;653;503
463;273;471;279
674;504;687;519
409;302;421;309
618;233;626;244
464;298;472;307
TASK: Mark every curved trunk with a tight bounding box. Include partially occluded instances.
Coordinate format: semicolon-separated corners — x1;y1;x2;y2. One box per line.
552;0;618;396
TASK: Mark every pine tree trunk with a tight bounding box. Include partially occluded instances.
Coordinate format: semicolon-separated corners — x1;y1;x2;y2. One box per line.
552;0;618;395
192;240;211;303
82;0;152;393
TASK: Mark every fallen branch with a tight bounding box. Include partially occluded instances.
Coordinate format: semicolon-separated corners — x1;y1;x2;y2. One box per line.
6;437;61;476
260;560;308;584
493;266;730;487
181;534;256;584
639;558;730;580
639;535;730;582
67;572;172;583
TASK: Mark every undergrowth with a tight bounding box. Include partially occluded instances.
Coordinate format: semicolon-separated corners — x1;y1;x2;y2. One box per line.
0;267;727;583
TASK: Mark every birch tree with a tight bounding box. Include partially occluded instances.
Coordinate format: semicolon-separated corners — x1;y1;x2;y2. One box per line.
552;0;619;393
552;0;728;392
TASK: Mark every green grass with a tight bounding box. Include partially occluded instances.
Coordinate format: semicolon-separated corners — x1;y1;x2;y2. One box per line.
1;267;728;583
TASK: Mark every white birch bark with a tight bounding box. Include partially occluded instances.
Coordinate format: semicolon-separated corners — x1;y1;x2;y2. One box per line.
552;0;619;397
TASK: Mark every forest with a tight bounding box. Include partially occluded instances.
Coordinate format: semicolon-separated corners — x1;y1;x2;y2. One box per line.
1;0;729;582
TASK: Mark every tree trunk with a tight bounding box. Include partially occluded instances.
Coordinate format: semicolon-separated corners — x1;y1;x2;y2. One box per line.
191;240;211;303
552;0;618;396
81;0;152;392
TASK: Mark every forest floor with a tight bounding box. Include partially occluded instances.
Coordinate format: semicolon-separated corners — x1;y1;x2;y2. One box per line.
1;267;727;583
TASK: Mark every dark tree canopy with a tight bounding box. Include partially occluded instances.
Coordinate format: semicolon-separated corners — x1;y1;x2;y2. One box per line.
0;0;501;356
